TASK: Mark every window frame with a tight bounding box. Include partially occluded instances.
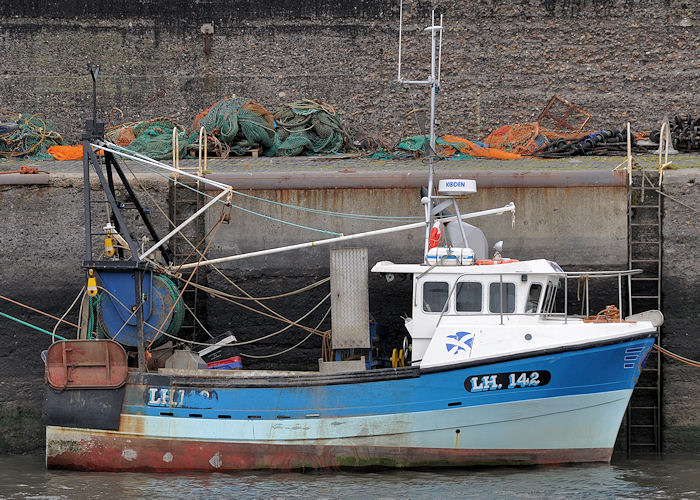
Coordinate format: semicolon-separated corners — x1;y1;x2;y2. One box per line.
488;281;517;314
422;280;450;314
525;283;543;314
542;280;559;315
454;280;483;314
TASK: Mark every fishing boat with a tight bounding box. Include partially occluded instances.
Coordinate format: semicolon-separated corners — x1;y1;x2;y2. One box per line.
41;8;661;472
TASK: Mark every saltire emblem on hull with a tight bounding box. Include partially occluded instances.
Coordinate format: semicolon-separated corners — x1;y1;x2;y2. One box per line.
445;331;474;356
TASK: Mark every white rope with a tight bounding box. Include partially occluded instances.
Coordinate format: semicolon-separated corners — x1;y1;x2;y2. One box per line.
52;286;85;343
238;304;332;359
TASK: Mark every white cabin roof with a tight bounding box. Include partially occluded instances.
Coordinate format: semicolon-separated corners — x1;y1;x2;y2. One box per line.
370;258;565;276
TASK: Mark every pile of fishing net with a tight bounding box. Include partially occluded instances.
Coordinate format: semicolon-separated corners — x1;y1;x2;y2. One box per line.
274;99;353;156
483;122;638;157
0;112;63;160
105;117;190;160
193;97;277;157
370;134;520;160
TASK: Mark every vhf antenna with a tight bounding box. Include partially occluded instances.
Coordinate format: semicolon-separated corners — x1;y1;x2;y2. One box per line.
397;0;444;261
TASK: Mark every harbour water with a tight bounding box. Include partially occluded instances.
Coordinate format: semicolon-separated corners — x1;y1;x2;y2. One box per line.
0;454;697;499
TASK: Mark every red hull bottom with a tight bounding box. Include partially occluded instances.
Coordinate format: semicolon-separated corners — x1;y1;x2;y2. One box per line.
46;428;612;472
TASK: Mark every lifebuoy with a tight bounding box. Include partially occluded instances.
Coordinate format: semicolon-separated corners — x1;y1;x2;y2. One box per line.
475;258;519;265
428;221;441;249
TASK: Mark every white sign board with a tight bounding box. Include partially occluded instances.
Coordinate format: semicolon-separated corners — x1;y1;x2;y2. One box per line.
438;179;477;195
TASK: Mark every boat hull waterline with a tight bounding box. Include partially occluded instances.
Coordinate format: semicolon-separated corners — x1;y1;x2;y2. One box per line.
46;337;652;471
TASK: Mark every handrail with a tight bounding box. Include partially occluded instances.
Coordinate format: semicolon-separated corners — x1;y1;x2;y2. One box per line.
422;268;638;328
564;269;643;278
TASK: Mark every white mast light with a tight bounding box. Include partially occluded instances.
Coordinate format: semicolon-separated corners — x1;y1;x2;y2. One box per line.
438;179;477;195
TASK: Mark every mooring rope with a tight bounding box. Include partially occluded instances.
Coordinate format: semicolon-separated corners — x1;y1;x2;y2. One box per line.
653;344;700;368
3;299;700;369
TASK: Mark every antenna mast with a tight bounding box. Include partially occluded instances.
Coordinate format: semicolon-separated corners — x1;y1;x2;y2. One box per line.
397;0;444;261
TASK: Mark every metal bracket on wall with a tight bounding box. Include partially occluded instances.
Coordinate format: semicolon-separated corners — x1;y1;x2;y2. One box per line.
201;23;214;56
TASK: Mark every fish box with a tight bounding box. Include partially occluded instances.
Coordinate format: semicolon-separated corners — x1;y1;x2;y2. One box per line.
197;332;238;363
206;356;243;370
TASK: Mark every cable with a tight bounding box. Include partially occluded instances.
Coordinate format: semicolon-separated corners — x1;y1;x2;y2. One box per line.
0;293;92;335
238;304;332;359
133;159;342;236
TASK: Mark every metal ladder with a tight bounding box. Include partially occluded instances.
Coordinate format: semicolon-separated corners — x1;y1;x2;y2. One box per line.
167;132;208;341
626;167;663;455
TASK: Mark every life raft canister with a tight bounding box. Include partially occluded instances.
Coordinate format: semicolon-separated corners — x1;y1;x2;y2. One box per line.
428;221;441;249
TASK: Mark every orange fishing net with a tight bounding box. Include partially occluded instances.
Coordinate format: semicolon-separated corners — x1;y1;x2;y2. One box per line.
47;145;103;161
484;123;594;155
439;134;522;160
483;123;542;155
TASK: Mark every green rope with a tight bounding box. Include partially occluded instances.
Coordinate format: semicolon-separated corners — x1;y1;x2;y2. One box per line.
88;295;99;340
0;311;67;341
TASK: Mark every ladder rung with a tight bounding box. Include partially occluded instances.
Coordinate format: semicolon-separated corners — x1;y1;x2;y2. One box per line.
631;205;660;208
631;295;659;299
630;241;660;244
630;259;660;263
630;424;657;428
630;406;658;410
629;443;660;447
632;386;659;390
629;223;659;226
631;277;659;281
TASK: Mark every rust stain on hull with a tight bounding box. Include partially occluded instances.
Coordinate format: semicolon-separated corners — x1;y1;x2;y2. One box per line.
46;427;612;472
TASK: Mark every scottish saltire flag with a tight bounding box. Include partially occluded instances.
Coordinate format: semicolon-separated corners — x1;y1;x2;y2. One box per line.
445;331;474;356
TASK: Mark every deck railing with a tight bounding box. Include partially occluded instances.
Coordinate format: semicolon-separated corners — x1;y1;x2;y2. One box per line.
430;269;643;328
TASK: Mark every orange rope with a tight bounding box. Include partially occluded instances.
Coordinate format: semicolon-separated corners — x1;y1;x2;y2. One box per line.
653;344;700;368
0;294;80;329
0;166;48;174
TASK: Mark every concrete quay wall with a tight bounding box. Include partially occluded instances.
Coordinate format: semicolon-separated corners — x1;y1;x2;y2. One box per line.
0;166;697;454
1;0;698;144
661;170;700;453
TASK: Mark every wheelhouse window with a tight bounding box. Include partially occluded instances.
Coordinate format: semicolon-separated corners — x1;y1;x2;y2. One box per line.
456;282;482;312
542;281;559;314
423;281;449;313
489;282;516;313
526;283;543;313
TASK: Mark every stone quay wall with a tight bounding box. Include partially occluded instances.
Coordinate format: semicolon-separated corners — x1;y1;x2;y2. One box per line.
0;167;698;453
0;0;697;144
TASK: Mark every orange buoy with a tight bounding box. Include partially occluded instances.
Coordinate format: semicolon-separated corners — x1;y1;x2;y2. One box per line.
475;259;494;265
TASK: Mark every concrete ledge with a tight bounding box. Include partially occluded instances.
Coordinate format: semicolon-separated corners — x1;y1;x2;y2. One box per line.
663;168;700;185
0;173;49;185
208;170;627;190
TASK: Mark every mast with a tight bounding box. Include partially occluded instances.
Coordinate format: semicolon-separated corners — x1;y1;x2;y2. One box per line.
397;1;444;262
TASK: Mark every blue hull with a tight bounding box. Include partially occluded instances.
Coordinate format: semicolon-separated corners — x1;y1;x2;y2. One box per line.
46;336;653;471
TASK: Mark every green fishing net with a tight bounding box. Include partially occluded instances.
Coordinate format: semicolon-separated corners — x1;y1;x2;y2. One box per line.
274;99;353;156
0;113;63;159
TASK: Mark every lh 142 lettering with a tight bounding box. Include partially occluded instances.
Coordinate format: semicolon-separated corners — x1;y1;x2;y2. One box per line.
464;370;551;393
